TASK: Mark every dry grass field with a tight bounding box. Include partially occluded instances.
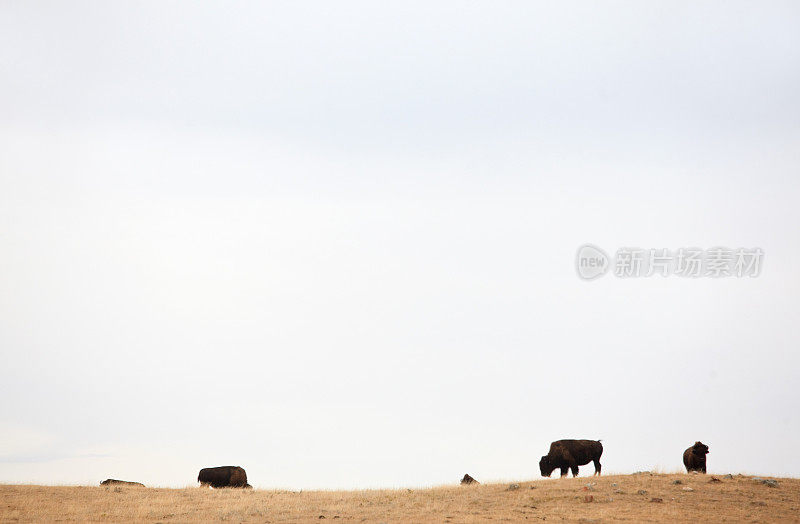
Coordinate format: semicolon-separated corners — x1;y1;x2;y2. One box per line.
1;473;798;522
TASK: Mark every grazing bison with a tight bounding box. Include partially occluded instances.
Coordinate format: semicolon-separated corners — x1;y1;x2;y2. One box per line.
460;474;479;485
197;466;252;488
100;479;144;487
683;441;709;473
539;439;603;478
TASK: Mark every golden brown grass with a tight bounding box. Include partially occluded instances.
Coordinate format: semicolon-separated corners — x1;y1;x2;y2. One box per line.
1;473;798;522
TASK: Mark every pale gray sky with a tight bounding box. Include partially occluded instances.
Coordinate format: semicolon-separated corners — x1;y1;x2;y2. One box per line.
1;1;799;488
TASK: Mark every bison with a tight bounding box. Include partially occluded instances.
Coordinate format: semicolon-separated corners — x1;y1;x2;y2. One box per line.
460;474;479;485
539;439;603;478
100;479;144;487
197;466;252;488
683;441;709;473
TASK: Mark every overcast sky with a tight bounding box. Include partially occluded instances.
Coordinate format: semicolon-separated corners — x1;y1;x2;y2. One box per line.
1;1;799;489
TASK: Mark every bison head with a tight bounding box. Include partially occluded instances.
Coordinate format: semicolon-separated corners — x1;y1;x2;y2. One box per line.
693;442;709;455
539;456;555;477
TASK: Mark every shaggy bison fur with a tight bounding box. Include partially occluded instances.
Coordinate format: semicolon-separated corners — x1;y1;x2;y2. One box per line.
197;466;252;488
683;441;709;473
539;439;603;478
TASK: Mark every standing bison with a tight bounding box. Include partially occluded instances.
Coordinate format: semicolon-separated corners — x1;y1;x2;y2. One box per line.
683;441;709;473
539;439;603;478
198;466;252;488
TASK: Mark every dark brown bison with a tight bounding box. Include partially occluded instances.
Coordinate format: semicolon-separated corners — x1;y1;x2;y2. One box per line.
539;439;603;477
198;466;252;488
460;474;479;485
683;441;709;473
100;479;144;487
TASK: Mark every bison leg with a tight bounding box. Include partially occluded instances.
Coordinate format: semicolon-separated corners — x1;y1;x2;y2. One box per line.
571;465;579;477
560;466;569;478
593;459;602;476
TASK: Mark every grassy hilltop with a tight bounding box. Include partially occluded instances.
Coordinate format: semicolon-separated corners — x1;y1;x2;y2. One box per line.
1;473;797;522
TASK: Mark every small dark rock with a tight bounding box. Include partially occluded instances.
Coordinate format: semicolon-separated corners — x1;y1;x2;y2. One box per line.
460;474;479;485
101;479;145;487
758;479;778;488
650;497;663;503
